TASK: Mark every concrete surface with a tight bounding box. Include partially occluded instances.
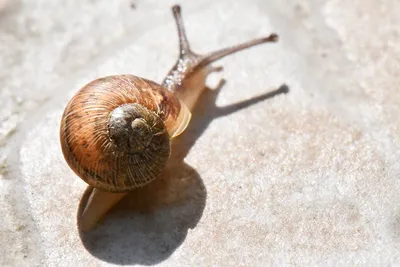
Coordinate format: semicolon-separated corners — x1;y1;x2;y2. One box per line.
1;0;400;266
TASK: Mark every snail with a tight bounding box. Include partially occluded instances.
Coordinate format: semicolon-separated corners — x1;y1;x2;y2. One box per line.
60;5;279;231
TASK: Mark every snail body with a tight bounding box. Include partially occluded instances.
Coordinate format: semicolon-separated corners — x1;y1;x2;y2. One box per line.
60;5;279;231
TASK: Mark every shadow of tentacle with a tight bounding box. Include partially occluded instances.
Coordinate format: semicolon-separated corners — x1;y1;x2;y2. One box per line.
173;82;289;159
78;81;289;265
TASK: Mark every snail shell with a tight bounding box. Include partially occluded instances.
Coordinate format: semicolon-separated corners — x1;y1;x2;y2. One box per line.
60;75;191;192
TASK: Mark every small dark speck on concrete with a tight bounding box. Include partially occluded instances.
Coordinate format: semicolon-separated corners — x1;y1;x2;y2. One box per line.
16;225;26;231
130;1;136;9
0;163;8;176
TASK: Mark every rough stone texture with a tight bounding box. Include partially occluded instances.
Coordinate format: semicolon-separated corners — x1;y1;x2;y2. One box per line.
1;0;400;266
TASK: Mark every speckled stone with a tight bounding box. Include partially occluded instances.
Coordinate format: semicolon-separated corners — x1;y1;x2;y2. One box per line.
1;0;400;266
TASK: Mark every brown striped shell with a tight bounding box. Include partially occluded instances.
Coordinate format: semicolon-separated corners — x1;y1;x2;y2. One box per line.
60;75;191;192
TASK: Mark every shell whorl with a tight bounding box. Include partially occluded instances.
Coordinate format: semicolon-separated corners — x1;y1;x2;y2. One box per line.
60;75;188;192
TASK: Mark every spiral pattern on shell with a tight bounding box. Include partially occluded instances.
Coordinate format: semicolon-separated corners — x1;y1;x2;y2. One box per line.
60;75;184;192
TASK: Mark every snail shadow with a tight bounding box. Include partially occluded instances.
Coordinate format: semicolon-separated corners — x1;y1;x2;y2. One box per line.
78;81;289;265
78;161;205;265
